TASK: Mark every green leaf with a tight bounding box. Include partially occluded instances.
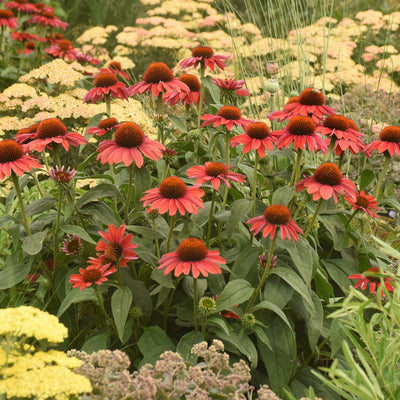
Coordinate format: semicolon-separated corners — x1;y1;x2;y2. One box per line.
111;287;133;342
0;263;31;290
77;183;122;208
372;236;400;260
271;186;296;206
314;267;333;302
253;324;272;350
22;232;46;255
61;225;96;245
322;260;352;292
182;276;207;298
126;225;163;239
151;269;175;289
57;288;97;318
359;170;375;190
215;279;254;312
176;331;204;363
259;317;297;395
85;113;104;132
168;114;187;133
25;197;57;217
81;333;109;354
226;199;252;239
263;275;294;309
202;75;221;103
318;214;346;251
206;315;232;336
281;237;315;284
134;166;151;200
138;326;175;367
272;267;314;310
252;300;292;329
231;246;260;279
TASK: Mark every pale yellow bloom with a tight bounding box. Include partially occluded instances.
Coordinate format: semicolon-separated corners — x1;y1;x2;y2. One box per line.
0;306;67;343
2;83;37;99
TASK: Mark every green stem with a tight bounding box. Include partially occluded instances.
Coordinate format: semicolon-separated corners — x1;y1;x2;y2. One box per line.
252;152;259;218
374;155;391;199
345;209;358;228
225;133;230;166
196;64;206;136
124;164;134;223
166;215;176;252
324;137;336;162
106;94;111;117
94;285;119;335
52;145;62;169
245;234;277;313
116;260;125;288
206;189;216;246
53;187;63;269
293;192;307;220
11;173;31;236
290;148;303;186
193;278;199;332
152;219;161;260
32;173;44;198
303;198;324;238
338;152;345;169
157;94;164;144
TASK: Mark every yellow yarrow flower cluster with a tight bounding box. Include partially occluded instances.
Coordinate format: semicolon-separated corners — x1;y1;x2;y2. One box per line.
0;306;67;343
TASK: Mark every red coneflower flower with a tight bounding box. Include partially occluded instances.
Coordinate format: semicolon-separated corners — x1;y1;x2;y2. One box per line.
96;122;164;168
5;0;35;13
49;165;76;183
62;234;82;255
96;224;138;267
75;51;100;65
11;31;41;42
230;121;277;158
348;267;395;295
46;32;63;45
345;190;380;218
69;263;117;290
141;176;205;216
211;77;250;97
25;118;87;152
273;116;327;152
201;105;252;131
186;162;246;190
19;40;35;54
129;62;189;97
14;123;38;144
32;2;54;13
158;237;226;278
296;162;357;203
84;72;130;103
317;115;365;155
45;39;78;61
365;126;400;157
0;9;18;29
180;46;228;72
162;74;201;106
268;88;335;123
28;11;68;30
247;204;303;241
100;61;130;81
86;118;121;137
0;139;42;180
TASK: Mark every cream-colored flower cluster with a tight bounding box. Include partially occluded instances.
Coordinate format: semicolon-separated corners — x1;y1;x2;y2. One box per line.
20;59;84;88
76;25;118;45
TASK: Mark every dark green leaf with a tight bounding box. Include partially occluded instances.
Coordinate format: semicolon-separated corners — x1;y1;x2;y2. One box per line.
134;166;151;200
168;114;187;133
176;331;204;363
206;315;232;336
111;287;133;342
25;197;57;217
359;170;375;190
226;199;252;239
126;225;163;239
0;263;31;290
252;300;291;329
22;232;46;255
215;279;253;312
231;246;260;279
81;333;109;354
61;225;96;244
253;324;272;350
151;269;175;289
138;326;174;367
271;186;296;206
318;214;346;251
77;183;122;208
57;288;97;318
202;75;221;103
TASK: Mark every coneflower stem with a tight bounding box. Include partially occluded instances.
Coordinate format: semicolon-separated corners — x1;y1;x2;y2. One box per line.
116;260;124;288
225;134;230;166
345;209;358;228
11;173;31;236
157;93;164;144
193;277;199;332
52;145;61;169
106;94;111;117
304;198;324;238
94;285;118;336
196;64;205;137
252;152;259;218
152;219;161;260
166;215;176;252
206;189;216;246
324;137;337;162
290;148;303;186
53;187;63;269
124;164;134;223
374;155;391;199
245;234;277;313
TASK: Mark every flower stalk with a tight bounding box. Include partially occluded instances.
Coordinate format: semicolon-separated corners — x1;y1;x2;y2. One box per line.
11;173;31;236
